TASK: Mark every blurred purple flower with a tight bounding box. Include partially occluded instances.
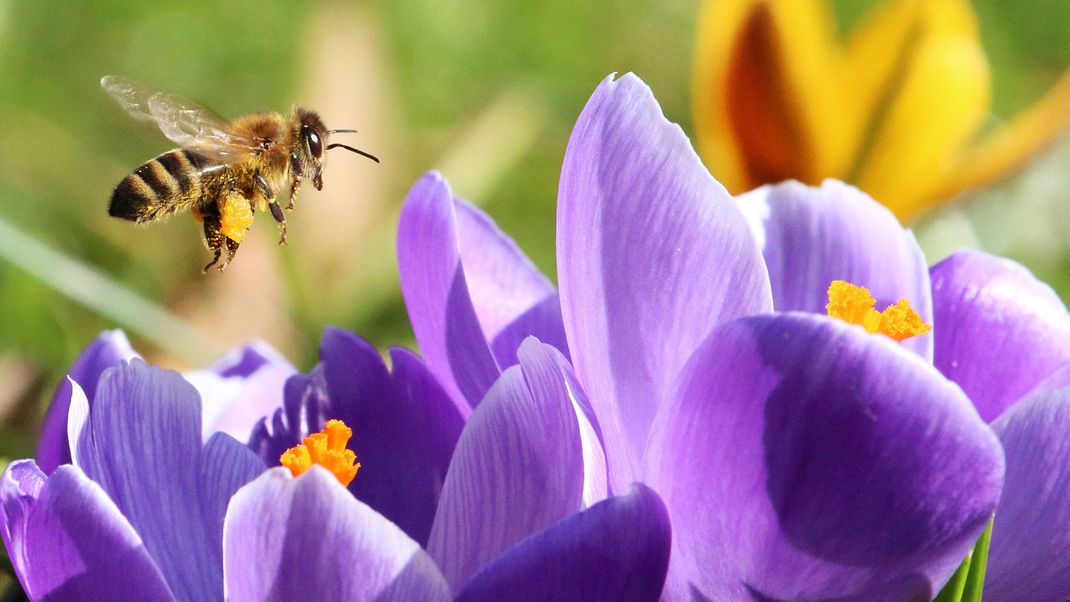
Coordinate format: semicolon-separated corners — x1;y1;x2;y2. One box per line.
394;73;1025;600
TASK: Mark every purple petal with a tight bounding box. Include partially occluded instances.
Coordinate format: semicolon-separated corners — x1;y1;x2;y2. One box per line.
76;360;217;601
319;328;465;546
427;339;586;594
644;313;1004;600
1026;360;1070;396
557;73;773;490
984;386;1070;600
223;467;450;601
517;338;607;506
457;484;670;602
204;340;287;378
489;293;571;368
738;180;933;359
397;172;502;411
37;330;138;473
932;249;1070;422
1;461;174;600
454;198;561;349
248;368;331;465
185;341;296;443
197;433;266;576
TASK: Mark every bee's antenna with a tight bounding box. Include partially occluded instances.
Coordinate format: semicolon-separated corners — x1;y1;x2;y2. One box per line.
327;143;380;163
328;128;359;134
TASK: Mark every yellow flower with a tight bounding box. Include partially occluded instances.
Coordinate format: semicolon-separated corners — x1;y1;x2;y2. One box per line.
693;0;1070;221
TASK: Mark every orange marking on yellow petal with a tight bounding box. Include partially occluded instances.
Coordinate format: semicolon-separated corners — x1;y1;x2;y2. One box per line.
280;419;361;487
220;192;254;243
826;280;931;341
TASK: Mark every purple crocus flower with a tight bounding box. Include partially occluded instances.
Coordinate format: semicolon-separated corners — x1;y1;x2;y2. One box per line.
740;182;1070;601
928;250;1070;600
7;327;670;599
249;329;670;599
395;73;1013;599
2;355;469;600
2;360;265;600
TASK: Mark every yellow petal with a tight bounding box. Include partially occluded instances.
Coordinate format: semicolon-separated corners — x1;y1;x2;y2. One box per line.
692;0;758;193
852;0;991;219
693;0;850;193
843;0;926;160
929;68;1070;209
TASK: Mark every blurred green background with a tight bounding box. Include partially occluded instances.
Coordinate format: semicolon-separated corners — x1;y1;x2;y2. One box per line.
0;0;1067;537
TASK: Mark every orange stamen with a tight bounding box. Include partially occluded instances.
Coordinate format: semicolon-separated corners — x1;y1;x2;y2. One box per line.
826;280;931;342
280;419;361;487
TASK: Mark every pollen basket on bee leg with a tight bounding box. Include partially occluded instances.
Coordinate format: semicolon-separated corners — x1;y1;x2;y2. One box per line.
220;192;254;243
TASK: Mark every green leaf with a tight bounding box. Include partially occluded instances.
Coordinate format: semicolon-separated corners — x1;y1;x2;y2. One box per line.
932;518;993;602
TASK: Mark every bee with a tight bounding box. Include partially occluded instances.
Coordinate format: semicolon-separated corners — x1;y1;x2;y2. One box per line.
102;75;379;272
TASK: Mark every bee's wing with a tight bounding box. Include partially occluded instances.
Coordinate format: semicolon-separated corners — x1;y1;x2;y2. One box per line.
101;75;259;164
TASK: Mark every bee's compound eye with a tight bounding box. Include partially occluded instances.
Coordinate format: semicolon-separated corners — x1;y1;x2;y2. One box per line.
303;125;323;158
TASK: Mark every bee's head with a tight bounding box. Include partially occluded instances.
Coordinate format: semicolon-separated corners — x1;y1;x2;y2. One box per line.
290;108;380;191
291;108;328;190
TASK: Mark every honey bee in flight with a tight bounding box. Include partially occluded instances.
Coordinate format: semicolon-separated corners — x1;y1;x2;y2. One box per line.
102;75;379;272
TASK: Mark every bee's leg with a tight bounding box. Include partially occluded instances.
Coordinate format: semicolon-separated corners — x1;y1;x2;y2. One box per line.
202;209;226;274
218;238;240;272
254;172;274;200
286;175;302;212
269;201;287;245
254;171;287;245
287;152;303;211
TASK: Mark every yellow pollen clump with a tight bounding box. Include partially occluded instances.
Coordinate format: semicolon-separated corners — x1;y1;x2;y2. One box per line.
826;280;932;342
280;419;361;487
220;192;254;243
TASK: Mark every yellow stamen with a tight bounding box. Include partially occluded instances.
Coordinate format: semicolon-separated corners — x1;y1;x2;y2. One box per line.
280;419;361;487
220;192;254;243
826;280;931;342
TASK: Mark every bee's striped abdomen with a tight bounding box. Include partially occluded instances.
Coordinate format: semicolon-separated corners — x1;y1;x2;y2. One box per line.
109;149;209;222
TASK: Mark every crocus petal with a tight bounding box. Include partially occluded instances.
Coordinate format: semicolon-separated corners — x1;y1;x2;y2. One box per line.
319;327;464;547
738;179;933;360
515;338;607;506
75;360;218;601
223;467;450;602
427;339;586;594
984;386;1070;601
489;294;570;368
454;199;564;356
186;341;296;442
37;329;138;473
457;484;670;602
1;461;174;601
248;368;331;465
197;433;265;575
1026;360;1070;397
693;0;852;192
557;72;773;490
645;313;1003;600
931;249;1070;422
852;0;990;218
398;172;501;411
934;69;1070;208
